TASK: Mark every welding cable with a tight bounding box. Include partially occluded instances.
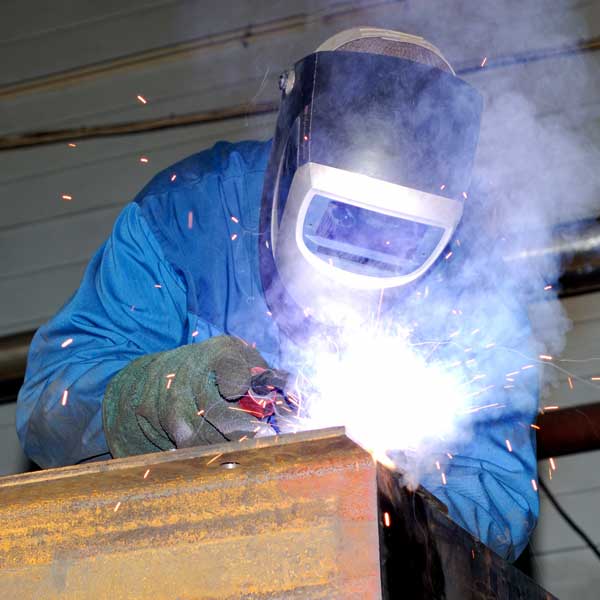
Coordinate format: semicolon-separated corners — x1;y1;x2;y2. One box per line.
538;477;600;561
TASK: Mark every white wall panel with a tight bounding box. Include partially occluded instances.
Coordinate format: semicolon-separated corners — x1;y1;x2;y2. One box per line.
0;261;88;334
535;547;600;600
0;0;345;85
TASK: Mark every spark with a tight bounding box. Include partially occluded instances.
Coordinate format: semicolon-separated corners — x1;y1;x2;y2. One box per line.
61;338;74;348
505;439;513;452
265;240;270;249
383;512;391;527
441;472;447;485
471;329;480;335
171;173;177;182
471;549;475;559
61;194;73;201
506;377;515;382
154;284;162;288
435;461;441;470
549;457;556;471
197;409;205;416
449;330;461;338
531;479;538;492
446;452;453;459
231;233;238;241
463;401;501;414
143;469;150;479
191;330;199;337
61;390;69;406
567;376;574;390
543;405;559;411
506;371;520;377
166;378;173;389
549;467;553;480
188;211;193;229
445;251;453;260
539;354;553;361
136;95;147;104
462;191;468;200
591;377;600;381
504;385;514;389
114;501;122;512
266;310;272;317
530;424;540;430
231;215;240;224
440;184;446;191
484;342;496;349
521;364;535;370
166;373;176;378
376;288;384;322
239;435;248;442
206;453;223;465
68;142;77;148
544;284;553;291
466;384;496;399
140;156;149;163
303;135;309;142
303;307;312;318
480;56;488;67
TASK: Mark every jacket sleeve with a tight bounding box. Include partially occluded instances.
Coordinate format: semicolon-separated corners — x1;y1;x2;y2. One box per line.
16;202;189;468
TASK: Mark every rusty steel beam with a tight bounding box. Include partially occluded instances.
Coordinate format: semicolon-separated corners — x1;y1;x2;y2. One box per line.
0;428;381;599
0;428;554;599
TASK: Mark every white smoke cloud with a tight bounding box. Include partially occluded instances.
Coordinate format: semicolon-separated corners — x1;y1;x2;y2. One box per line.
273;2;598;483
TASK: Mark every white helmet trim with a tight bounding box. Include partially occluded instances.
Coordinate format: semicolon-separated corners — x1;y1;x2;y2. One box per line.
274;162;462;295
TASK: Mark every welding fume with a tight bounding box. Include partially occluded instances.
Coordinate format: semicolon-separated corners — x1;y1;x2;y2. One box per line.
17;28;542;561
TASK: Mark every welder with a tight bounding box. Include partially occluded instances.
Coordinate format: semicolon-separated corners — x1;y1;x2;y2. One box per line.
17;28;539;561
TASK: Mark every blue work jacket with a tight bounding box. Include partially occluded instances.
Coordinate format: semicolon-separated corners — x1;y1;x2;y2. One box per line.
17;140;539;560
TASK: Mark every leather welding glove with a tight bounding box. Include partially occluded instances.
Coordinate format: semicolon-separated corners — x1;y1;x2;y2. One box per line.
103;336;273;458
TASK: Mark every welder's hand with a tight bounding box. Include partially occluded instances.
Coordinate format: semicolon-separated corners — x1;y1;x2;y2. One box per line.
103;336;276;458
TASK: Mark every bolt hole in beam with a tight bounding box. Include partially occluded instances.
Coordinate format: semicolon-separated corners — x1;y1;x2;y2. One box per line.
220;461;240;470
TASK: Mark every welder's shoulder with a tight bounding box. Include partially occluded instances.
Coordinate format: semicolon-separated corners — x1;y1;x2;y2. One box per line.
135;139;272;203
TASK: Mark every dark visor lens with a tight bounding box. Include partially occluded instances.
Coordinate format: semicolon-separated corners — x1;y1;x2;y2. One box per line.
303;195;444;277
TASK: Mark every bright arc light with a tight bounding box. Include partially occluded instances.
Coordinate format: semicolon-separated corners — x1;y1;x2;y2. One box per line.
303;325;472;460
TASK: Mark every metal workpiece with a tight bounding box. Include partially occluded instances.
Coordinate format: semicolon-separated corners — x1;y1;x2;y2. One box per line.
0;428;554;599
0;428;381;599
377;467;555;599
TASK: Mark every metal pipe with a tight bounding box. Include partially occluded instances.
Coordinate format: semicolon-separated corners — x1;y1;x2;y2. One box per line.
536;403;600;459
0;332;32;381
507;218;600;297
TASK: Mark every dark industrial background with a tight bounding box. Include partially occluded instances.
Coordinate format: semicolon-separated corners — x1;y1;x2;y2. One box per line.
0;2;599;597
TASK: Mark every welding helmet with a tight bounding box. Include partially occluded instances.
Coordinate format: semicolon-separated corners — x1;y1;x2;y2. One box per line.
259;28;483;333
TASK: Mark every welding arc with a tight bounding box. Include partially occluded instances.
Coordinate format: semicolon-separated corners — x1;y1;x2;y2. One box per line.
538;478;600;562
0;36;599;152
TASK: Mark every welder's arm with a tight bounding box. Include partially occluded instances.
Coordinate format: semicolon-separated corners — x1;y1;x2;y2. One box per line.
17;203;191;468
420;397;539;561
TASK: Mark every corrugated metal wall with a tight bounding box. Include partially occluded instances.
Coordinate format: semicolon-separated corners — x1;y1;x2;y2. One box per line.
1;1;599;597
1;0;599;335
